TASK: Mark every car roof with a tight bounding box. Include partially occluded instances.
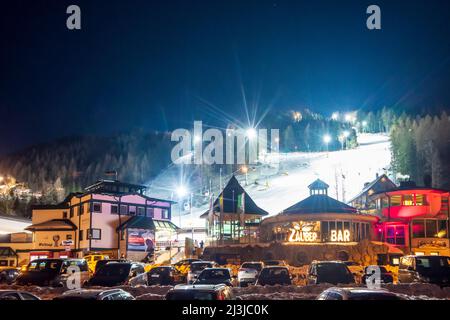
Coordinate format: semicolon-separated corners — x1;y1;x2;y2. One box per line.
61;289;125;298
262;266;288;269
191;261;215;264
172;284;226;291
312;260;347;264
201;267;229;271
241;261;263;264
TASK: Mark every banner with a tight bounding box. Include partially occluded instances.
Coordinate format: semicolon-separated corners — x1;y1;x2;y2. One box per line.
127;228;155;252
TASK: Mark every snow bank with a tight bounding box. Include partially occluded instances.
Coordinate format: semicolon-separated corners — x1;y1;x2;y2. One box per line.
2;282;449;300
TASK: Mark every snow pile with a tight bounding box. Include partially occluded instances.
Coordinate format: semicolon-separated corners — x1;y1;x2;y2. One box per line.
135;293;165;300
382;283;450;299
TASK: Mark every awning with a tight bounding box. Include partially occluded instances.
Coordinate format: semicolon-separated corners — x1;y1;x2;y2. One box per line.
25;219;77;232
117;216;179;231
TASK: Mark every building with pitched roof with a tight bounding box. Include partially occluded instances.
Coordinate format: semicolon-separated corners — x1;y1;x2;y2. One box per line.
200;176;268;245
16;180;177;263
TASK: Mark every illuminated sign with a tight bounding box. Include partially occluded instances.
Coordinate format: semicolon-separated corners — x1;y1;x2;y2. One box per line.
288;222;320;242
330;229;351;242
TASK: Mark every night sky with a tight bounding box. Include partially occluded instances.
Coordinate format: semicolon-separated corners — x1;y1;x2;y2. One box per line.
1;0;450;154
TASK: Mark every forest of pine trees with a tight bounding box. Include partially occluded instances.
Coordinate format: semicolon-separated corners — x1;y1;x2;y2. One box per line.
1;107;450;218
390;112;450;189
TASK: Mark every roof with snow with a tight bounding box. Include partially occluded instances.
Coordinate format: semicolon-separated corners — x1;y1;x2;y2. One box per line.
200;176;269;218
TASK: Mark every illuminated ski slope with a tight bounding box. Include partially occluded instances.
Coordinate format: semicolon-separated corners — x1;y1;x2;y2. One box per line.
172;133;391;229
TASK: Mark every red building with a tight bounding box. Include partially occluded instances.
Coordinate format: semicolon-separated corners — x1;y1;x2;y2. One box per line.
360;179;450;257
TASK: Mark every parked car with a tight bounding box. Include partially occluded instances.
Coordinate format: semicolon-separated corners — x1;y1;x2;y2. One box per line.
398;255;450;287
361;265;394;284
0;290;41;300
317;287;406;300
54;289;135;300
165;284;237;300
15;258;89;287
83;254;109;273
94;259;129;274
238;262;264;287
187;261;217;284
193;268;235;286
263;260;287;266
147;266;184;286
86;262;146;287
173;258;201;274
307;261;355;285
255;266;292;286
0;268;20;284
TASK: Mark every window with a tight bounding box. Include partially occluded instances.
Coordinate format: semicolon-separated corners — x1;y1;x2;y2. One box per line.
402;195;413;206
137;207;145;216
390;195;401;206
93;202;102;213
111;204;118;214
87;228;101;240
80;204;84;215
120;205;128;215
146;207;154;218
412;220;425;238
437;220;448;238
386;225;405;245
70;207;74;218
62;211;68;219
79;230;84;241
129;206;136;216
161;209;169;219
415;194;426;206
425;220;438;238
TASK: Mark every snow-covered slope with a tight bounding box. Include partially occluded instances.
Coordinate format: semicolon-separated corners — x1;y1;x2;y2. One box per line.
149;133;391;229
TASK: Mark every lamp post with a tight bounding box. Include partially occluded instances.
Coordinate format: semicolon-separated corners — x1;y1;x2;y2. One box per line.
241;165;248;186
323;134;331;157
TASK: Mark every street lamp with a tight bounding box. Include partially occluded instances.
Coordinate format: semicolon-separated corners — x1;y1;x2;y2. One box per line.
246;128;257;140
241;165;248;186
323;134;331;157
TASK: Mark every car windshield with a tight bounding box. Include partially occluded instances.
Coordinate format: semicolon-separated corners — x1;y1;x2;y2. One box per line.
96;264;131;277
27;260;62;272
317;263;351;276
198;269;230;280
261;268;289;277
416;257;450;271
191;263;213;272
166;291;216;300
241;263;263;271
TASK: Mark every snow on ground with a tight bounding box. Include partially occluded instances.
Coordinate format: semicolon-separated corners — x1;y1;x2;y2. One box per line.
2;282;449;300
148;133;391;230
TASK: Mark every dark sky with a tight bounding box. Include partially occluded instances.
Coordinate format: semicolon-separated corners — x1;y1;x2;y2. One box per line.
1;0;450;154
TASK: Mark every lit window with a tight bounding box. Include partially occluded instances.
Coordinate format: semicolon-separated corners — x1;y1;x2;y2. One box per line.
415;252;425;256
402;195;413;206
415;194;426;206
390;195;401;206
